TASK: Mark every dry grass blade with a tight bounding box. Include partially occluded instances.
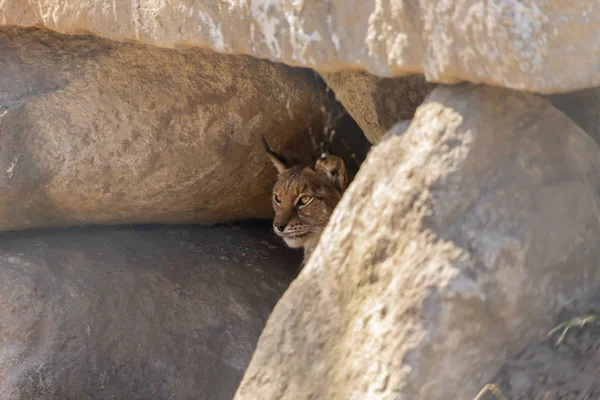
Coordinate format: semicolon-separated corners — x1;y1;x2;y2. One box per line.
473;384;507;400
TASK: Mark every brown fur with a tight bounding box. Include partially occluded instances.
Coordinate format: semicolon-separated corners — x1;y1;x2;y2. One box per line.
263;137;348;264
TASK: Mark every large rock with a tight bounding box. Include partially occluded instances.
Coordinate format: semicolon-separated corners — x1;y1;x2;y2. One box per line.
1;1;599;93
0;27;356;231
0;222;298;400
234;84;600;399
321;71;435;143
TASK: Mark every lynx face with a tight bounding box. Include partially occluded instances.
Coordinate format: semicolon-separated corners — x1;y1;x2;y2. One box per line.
262;137;347;260
271;166;343;250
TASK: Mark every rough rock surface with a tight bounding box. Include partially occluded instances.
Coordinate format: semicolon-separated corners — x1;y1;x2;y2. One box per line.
480;292;600;399
321;72;434;143
2;1;600;92
0;27;362;231
0;222;298;400
234;84;600;400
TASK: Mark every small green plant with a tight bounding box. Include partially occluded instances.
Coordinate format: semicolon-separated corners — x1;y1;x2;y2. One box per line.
548;313;599;346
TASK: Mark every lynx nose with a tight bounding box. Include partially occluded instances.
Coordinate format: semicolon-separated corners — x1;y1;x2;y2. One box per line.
273;222;286;233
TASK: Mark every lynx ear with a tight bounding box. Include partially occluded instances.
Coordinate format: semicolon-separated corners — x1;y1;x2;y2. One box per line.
262;136;289;174
315;154;348;191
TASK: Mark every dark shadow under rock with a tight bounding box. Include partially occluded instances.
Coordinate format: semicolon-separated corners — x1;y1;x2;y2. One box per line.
546;87;600;146
320;71;435;143
0;222;299;400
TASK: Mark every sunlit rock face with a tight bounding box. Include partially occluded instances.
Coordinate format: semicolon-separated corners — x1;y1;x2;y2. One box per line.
235;84;600;400
2;1;600;93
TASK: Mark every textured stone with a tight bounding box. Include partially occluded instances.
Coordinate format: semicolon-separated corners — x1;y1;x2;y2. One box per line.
1;1;599;92
0;27;366;230
478;292;600;398
0;222;298;400
321;71;434;143
235;84;600;399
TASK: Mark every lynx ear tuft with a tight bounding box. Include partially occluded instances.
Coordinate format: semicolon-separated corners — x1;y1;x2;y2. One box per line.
262;136;289;174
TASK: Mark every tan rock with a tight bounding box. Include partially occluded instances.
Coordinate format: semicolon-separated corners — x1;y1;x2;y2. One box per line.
321;71;434;143
0;27;359;230
1;1;599;93
234;84;600;400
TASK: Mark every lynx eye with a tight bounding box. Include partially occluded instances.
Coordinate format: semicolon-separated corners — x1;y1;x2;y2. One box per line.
273;194;281;204
297;196;313;207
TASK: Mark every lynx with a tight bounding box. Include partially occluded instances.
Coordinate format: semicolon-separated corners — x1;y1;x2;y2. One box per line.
263;137;348;264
